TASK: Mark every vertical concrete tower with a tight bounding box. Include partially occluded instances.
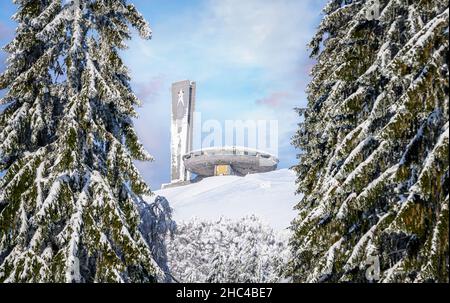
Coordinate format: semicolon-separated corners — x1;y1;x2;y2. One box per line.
169;80;196;185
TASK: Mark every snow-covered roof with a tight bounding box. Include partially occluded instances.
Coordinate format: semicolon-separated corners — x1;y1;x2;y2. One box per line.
182;146;279;176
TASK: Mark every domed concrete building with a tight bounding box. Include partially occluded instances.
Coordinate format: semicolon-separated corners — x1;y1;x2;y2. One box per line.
163;80;278;189
183;147;278;177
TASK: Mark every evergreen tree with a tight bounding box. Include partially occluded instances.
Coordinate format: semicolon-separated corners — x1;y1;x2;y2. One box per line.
290;0;448;282
0;0;162;282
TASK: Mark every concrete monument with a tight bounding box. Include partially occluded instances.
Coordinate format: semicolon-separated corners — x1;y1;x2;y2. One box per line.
164;80;196;188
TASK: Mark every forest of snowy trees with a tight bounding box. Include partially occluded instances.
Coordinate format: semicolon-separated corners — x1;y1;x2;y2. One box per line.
166;216;289;283
290;0;449;282
0;0;448;284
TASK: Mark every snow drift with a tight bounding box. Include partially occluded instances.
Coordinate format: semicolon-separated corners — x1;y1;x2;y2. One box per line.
142;169;298;282
145;169;299;231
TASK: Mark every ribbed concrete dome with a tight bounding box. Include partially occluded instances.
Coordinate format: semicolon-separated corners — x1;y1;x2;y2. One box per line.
182;146;279;177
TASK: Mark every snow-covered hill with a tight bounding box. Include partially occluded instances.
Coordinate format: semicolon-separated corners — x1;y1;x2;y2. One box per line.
145;169;299;231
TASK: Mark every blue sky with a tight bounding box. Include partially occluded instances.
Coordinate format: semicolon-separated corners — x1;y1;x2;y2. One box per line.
0;0;327;189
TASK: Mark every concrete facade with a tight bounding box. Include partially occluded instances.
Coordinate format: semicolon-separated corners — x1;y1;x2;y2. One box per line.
168;80;196;185
163;80;278;188
183;147;279;177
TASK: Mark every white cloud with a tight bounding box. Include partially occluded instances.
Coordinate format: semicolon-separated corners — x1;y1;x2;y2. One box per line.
193;0;320;80
128;0;323;83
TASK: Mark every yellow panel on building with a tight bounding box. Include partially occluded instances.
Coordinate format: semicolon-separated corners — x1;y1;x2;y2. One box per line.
215;165;231;176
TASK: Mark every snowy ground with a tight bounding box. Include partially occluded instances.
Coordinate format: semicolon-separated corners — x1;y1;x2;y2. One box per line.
146;169;299;231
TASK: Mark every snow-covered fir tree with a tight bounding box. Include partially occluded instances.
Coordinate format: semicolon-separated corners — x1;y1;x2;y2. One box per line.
166;216;290;283
0;0;164;282
138;196;176;282
290;0;448;282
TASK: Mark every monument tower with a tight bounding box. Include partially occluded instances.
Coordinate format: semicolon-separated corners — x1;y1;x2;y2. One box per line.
166;80;196;187
163;80;278;189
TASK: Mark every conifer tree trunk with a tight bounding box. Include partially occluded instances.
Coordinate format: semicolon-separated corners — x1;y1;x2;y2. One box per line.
290;0;448;282
0;0;162;283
